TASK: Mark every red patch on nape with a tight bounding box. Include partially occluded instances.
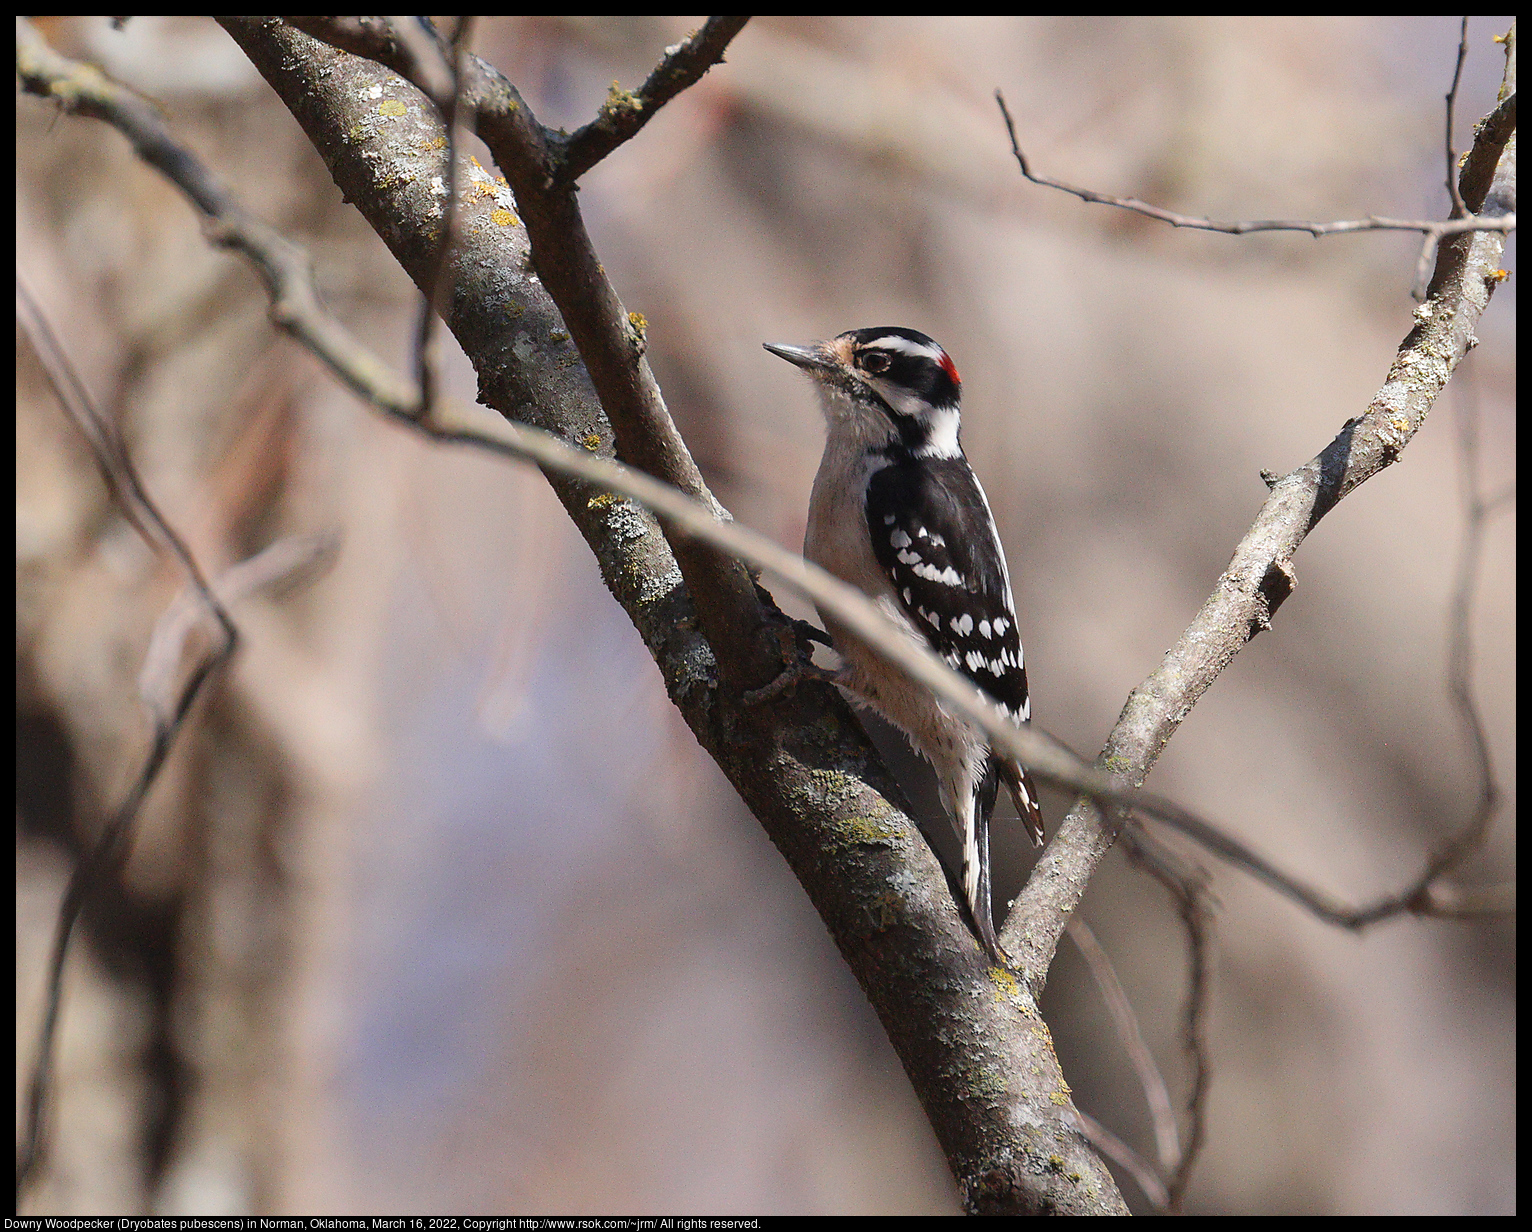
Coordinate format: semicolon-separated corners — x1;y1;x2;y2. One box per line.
939;350;961;387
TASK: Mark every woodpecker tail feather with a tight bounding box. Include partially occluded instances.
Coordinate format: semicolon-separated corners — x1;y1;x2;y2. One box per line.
949;760;1004;964
998;756;1045;848
959;789;1006;965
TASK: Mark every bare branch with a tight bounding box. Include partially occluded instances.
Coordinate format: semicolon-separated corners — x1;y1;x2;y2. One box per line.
1423;364;1516;906
1457;89;1516;210
1445;16;1471;218
92;21;1133;1208
287;14;781;694
557;17;752;182
1076;1110;1170;1212
384;15;457;111
395;16;478;425
287;16;751;187
138;533;337;726
16;18;420;414
26;13;1513;972
1409;880;1515;916
1119;828;1216;1212
1068;916;1180;1174
1001;33;1516;987
14;280;239;1197
995;89;1514;300
994;89;1510;240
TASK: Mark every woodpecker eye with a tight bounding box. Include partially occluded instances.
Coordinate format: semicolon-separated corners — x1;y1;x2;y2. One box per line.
861;351;892;376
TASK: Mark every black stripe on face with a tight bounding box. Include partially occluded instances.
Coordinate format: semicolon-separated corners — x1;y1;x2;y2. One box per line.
845;327;960;409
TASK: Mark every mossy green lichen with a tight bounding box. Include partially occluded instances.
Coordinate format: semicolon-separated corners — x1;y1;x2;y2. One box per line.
603;80;643;117
988;965;1022;1001
837;811;902;847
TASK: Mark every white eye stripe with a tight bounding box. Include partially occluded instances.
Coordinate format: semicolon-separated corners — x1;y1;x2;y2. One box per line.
863;335;948;364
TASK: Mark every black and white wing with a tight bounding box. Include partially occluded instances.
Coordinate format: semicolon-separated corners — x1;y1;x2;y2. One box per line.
866;456;1030;723
866;455;1044;843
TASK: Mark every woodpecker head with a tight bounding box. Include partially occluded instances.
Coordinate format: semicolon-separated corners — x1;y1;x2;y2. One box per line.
765;326;964;459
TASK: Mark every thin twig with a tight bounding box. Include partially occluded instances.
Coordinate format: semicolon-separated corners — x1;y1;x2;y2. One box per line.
138;533;337;725
1445;17;1471;219
1432;362;1514;900
385;15;456;110
1112;826;1215;1212
994;89;1513;300
1157;843;1214;1212
994;88;1508;238
14;280;240;1196
391;15;477;423
557;17;752;182
1067;916;1181;1172
1076;1110;1170;1211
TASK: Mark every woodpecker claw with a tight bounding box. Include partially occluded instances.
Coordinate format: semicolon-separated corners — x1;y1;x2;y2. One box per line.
741;621;837;705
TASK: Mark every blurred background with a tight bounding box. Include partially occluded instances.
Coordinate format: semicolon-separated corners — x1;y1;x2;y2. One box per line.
16;15;1515;1216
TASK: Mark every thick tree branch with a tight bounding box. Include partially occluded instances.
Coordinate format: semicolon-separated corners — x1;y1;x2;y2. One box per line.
20;17;1509;1211
287;14;778;695
205;18;1126;1211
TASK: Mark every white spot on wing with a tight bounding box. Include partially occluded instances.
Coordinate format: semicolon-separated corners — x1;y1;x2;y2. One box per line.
912;562;963;586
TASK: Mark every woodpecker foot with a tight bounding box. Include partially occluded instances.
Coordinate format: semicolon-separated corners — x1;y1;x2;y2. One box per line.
742;620;837;705
795;619;834;648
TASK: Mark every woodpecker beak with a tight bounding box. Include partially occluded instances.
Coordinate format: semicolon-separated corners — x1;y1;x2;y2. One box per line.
764;341;835;374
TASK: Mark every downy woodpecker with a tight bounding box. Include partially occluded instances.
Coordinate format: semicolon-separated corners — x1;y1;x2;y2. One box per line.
766;326;1042;963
